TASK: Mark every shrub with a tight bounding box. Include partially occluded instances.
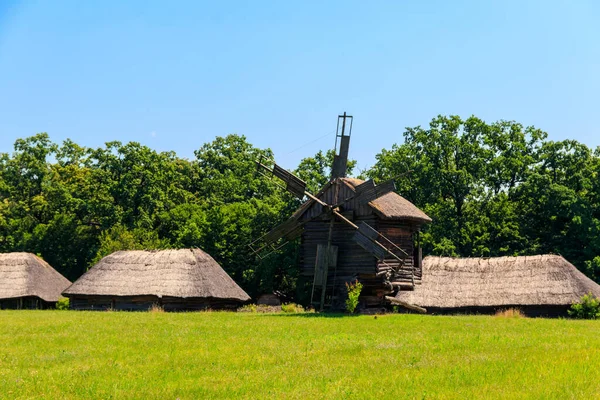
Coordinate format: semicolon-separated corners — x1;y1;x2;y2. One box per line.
237;304;258;313
495;308;525;318
281;303;304;313
237;303;313;313
56;297;70;310
568;293;600;319
345;279;363;314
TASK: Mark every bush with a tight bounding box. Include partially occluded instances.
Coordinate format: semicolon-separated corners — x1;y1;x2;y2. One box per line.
237;304;258;313
237;303;312;313
345;279;363;314
568;293;600;319
281;303;304;313
56;297;70;310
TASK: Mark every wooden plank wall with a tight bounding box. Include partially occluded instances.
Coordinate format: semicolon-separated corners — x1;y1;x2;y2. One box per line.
301;217;377;276
0;296;52;310
301;215;379;307
68;296;244;311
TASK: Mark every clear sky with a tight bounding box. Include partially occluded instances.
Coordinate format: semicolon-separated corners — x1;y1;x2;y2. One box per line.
1;0;599;171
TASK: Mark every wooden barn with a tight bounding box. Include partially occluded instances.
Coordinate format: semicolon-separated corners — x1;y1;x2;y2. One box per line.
63;249;250;311
395;255;600;317
0;252;71;309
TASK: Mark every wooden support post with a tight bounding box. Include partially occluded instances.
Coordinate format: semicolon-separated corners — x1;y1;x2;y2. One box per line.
385;296;427;314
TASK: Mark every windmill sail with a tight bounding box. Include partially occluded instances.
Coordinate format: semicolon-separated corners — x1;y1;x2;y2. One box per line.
331;135;350;179
272;164;307;199
349;221;406;263
249;217;303;256
257;160;307;199
352;229;388;260
330;112;353;179
261;217;302;245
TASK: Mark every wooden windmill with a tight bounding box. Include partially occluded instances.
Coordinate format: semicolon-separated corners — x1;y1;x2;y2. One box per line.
250;113;432;310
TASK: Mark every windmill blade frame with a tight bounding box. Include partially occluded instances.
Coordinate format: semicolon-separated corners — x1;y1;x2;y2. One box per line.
249;209;333;259
332;170;414;210
330;210;408;262
256;158;308;200
333;178;396;209
249;216;303;257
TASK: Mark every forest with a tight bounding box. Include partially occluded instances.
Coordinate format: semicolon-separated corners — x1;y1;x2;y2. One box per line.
1;115;599;299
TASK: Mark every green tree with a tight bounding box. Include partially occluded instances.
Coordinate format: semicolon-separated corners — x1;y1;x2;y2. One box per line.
368;115;600;283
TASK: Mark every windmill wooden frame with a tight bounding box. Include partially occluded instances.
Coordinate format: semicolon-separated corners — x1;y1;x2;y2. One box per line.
249;113;431;310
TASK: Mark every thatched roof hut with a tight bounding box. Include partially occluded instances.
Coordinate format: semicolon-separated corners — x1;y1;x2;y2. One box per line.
0;252;71;309
63;249;250;311
395;255;600;316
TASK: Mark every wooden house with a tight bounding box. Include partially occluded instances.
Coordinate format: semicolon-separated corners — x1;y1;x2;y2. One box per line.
293;177;431;308
395;255;600;317
0;252;71;309
63;249;250;311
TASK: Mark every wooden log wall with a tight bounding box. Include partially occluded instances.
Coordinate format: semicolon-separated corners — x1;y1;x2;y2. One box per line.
376;220;422;285
68;295;244;311
301;217;377;276
298;179;426;308
0;296;52;310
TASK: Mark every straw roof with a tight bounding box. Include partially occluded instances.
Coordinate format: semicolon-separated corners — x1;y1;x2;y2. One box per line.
0;252;71;302
342;178;431;223
63;249;250;302
395;255;600;308
293;177;431;224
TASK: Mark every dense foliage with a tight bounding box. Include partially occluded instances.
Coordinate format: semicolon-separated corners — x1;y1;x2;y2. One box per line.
0;115;598;299
0;133;295;297
568;293;600;319
369;115;600;279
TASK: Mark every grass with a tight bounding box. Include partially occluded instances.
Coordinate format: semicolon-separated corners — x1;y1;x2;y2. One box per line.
1;311;599;399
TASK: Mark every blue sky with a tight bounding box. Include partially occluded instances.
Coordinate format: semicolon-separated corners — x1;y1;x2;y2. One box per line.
1;1;599;171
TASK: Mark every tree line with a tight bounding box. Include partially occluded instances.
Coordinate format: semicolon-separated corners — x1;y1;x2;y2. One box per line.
1;115;598;300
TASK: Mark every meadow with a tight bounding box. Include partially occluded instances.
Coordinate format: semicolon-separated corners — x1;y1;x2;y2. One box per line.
0;311;599;399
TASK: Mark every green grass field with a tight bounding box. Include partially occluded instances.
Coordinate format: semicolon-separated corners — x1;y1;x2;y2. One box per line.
1;311;599;399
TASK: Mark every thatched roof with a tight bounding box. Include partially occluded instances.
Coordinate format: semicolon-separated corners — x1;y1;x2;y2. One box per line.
63;249;250;302
293;177;431;224
342;178;431;223
395;255;600;308
0;252;71;302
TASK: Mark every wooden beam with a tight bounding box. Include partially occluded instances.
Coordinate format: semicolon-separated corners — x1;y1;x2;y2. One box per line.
332;210;358;229
305;191;330;208
385;296;427;314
